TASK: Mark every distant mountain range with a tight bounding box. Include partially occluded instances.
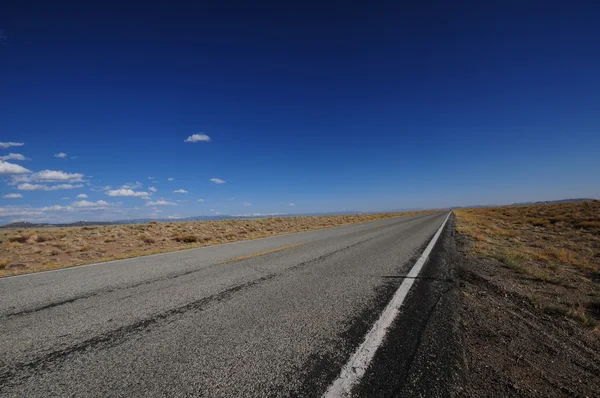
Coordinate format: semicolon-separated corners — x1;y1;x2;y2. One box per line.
450;198;596;210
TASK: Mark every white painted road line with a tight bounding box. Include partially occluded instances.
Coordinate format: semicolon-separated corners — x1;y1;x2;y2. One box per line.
323;211;451;398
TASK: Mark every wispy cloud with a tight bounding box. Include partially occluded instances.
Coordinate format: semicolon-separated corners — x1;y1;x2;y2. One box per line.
210;178;226;184
184;133;211;143
0;161;31;175
197;199;204;202
173;189;188;193
289;203;295;206
167;177;174;181
147;176;155;180
3;193;23;199
40;205;72;212
146;200;176;206
148;186;158;193
0;207;44;217
0;142;24;149
0;153;29;161
17;183;83;191
54;152;68;158
106;189;150;198
72;200;110;208
120;182;142;189
12;170;84;183
241;202;251;206
76;193;88;199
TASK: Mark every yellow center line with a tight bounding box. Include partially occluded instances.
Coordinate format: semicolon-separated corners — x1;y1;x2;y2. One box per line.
216;243;304;264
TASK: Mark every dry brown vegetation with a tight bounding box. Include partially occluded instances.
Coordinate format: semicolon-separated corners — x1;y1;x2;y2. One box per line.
456;200;600;328
0;211;430;277
455;201;600;397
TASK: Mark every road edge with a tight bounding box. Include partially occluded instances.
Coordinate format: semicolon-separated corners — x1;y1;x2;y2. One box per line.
350;212;467;397
323;212;456;397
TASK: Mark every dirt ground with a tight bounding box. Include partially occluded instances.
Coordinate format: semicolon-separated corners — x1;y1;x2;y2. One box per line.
455;201;600;397
0;210;430;277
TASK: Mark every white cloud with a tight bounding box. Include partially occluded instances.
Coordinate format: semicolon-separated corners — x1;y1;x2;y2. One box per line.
167;215;183;219
148;186;158;192
12;170;84;183
0;153;28;161
197;198;204;202
17;183;83;191
210;178;226;184
54;152;68;158
289;203;295;206
0;142;24;149
0;207;44;217
3;193;23;199
121;182;142;189
167;177;174;181
241;202;251;206
72;200;110;208
0;161;31;175
106;189;150;198
146;200;176;206
76;193;88;198
61;197;70;200
147;176;155;180
173;189;188;193
184;133;211;143
40;205;72;212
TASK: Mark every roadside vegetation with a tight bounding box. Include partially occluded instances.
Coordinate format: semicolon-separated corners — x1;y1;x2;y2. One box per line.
455;200;600;328
455;200;600;396
0;211;430;277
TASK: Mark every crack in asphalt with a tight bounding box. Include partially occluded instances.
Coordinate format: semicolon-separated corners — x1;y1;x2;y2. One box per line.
389;284;454;397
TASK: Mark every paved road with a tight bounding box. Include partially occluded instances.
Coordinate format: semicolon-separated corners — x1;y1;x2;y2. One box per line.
0;211;449;397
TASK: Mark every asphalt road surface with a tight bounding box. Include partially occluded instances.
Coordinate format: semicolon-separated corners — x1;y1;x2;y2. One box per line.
0;211;451;397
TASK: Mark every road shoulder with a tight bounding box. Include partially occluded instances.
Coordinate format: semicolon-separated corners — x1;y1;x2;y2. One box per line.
354;213;465;397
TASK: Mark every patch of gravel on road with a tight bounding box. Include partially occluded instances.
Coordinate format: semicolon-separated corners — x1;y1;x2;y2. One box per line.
455;232;600;397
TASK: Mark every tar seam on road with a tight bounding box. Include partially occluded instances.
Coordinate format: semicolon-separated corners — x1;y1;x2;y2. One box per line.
215;243;304;264
322;212;451;398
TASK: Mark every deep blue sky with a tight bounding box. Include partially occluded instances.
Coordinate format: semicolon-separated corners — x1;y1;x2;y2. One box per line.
1;1;599;222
